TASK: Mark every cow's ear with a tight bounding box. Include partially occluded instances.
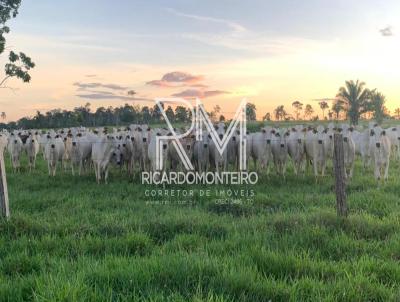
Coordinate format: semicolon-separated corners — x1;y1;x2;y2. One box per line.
381;130;386;136
323;129;328;134
147;127;151;131
349;127;354;132
156;132;160;136
291;128;296;132
246;131;249;135
275;133;281;137
271;129;276;134
137;127;142;132
370;130;375;136
337;128;343;133
313;129;317;134
374;123;378;127
262;129;266;133
126;127;131;131
392;128;397;131
285;132;290;137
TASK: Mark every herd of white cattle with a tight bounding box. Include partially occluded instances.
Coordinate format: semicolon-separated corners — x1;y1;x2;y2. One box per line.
0;121;399;183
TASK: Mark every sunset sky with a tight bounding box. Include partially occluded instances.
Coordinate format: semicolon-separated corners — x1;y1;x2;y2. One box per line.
1;0;400;121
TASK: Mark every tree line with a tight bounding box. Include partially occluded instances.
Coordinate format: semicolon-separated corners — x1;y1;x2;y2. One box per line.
1;80;399;130
267;80;398;125
0;102;259;130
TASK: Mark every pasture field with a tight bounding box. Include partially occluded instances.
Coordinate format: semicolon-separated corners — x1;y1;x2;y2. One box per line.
1;148;400;301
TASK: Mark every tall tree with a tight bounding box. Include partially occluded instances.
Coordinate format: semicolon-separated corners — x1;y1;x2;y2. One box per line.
175;106;189;123
304;104;314;120
319;101;329;120
292;101;303;120
274;105;287;121
332;100;345;120
262;112;271;121
210;105;221;122
395;108;400;120
336;80;370;125
0;111;5;121
0;0;35;89
369;90;387;124
246;103;257;121
165;106;175;122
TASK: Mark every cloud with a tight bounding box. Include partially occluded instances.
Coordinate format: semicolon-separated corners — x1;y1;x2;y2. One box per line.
380;26;393;37
146;71;204;87
172;89;230;99
73;81;151;102
76;92;151;102
165;8;247;33
73;82;129;91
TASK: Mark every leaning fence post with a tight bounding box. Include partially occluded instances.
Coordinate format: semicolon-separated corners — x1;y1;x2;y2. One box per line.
0;149;10;219
333;133;348;217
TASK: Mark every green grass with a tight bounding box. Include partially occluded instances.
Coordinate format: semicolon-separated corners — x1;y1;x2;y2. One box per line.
1;152;400;301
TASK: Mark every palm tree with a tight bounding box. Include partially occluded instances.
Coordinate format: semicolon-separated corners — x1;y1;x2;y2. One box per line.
292;101;303;120
274;105;287;121
0;112;5;121
304;104;314;120
336;80;370;125
319;101;329;119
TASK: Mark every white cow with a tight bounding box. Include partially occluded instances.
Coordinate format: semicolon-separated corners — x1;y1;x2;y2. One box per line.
148;131;169;172
341;127;356;179
134;125;151;172
209;123;227;172
45;135;65;176
25;133;40;172
305;126;329;178
0;133;8;155
287;127;306;176
387;126;400;161
250;127;274;174
70;133;92;176
369;127;391;182
7;133;23;172
193;132;210;173
92;134;115;184
271;130;289;178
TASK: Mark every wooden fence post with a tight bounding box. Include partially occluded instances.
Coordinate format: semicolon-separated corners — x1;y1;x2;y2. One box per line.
333;133;348;217
0;150;10;219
